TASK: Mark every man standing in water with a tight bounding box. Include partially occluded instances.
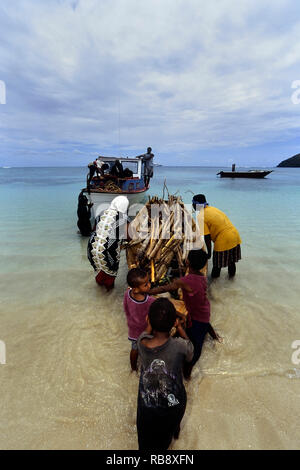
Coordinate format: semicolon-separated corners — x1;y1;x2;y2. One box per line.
137;147;154;188
192;194;242;279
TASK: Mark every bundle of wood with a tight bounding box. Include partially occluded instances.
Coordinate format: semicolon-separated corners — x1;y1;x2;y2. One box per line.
94;180;123;192
126;195;204;283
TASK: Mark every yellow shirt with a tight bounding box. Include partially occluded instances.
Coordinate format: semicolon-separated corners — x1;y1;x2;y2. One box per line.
197;206;242;252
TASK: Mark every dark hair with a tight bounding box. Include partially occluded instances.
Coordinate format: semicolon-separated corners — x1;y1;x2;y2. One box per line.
148;298;176;332
188;249;208;271
192;194;206;209
127;267;148;287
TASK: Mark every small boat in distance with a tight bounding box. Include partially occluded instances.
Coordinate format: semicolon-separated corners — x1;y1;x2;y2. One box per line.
217;164;273;179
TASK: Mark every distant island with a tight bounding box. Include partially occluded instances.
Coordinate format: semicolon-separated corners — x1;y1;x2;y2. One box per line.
277;153;300;167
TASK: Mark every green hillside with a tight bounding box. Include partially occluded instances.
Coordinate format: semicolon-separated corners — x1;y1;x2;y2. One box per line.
277;154;300;167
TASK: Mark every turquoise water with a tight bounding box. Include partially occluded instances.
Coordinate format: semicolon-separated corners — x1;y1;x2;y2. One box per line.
1;166;300;300
1;166;300;449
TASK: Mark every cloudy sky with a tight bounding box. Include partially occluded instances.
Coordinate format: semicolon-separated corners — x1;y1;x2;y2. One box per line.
1;0;300;167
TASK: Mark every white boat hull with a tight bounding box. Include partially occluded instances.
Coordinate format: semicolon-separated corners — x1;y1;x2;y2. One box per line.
83;189;149;218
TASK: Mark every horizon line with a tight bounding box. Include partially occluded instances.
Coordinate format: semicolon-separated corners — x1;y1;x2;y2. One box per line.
0;164;279;169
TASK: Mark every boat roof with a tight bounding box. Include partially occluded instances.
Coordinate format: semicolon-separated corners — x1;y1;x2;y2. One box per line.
98;156;140;162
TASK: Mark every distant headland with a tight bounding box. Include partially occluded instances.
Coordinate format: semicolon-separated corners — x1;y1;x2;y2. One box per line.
277;153;300;167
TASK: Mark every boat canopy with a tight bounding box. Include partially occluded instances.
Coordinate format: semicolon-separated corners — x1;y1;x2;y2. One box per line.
97;156;142;178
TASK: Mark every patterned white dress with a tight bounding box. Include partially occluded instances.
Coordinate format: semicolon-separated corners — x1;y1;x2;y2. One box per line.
88;207;128;276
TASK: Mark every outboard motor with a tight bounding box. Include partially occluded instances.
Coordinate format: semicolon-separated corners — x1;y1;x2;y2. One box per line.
77;191;93;236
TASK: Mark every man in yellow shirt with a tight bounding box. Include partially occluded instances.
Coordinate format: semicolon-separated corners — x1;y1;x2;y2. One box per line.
192;194;241;279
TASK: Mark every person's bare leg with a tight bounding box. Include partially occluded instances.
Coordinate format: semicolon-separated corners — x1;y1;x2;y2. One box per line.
130;349;138;371
183;362;193;380
208;323;223;343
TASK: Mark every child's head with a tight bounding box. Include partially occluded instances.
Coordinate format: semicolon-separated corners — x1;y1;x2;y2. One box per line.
188;249;208;271
148;298;176;333
127;267;150;294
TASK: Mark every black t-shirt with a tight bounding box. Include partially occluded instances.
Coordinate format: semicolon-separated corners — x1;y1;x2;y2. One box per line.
137;333;193;409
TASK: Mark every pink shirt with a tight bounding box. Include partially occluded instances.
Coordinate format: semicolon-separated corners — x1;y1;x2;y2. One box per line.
180;274;210;324
123;289;156;340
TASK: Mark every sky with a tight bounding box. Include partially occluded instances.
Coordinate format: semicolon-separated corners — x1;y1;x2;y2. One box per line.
1;0;300;167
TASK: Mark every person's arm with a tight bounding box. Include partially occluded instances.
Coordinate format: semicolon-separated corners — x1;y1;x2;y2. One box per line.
175;311;186;325
149;278;193;295
126;222;131;241
145;315;152;334
175;320;194;363
175;319;189;340
123;292;130;321
121;222;131;242
175;319;194;362
119;216;131;245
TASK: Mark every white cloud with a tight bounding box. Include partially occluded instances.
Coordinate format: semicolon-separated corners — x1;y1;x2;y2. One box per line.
1;0;300;165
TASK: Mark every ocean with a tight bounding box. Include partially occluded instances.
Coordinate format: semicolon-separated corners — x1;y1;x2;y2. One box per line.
0;165;300;450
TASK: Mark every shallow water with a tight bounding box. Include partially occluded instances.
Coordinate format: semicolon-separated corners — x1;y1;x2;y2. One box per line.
0;166;300;449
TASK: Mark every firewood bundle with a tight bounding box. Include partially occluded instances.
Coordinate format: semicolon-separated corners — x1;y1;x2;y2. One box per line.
97;181;123;192
126;195;204;283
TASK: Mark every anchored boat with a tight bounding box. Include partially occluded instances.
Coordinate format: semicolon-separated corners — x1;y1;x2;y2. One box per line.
217;164;273;179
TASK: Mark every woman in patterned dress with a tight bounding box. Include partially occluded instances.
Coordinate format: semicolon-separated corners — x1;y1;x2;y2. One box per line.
87;196;129;290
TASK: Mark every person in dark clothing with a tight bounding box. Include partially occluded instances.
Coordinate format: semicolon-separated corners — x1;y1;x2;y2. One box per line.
101;163;110;175
87;161;97;189
123;167;134;177
77;190;93;236
110;159;124;178
137;147;154;187
136;298;193;450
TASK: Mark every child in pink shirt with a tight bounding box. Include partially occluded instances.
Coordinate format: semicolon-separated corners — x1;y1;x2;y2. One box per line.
123;268;156;371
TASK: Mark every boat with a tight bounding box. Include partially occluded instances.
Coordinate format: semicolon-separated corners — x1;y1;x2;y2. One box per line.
80;155;149;220
217;164;273;178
